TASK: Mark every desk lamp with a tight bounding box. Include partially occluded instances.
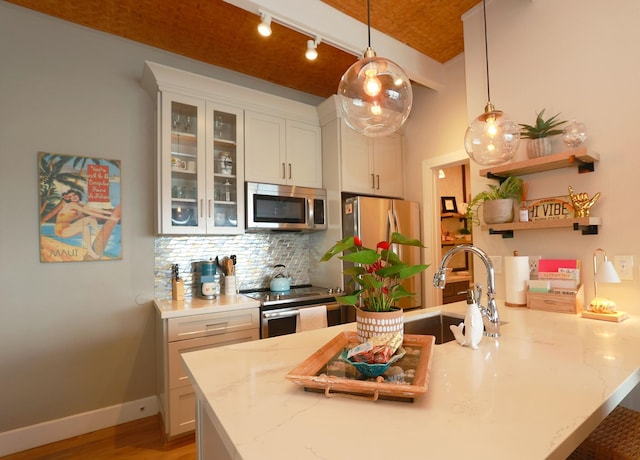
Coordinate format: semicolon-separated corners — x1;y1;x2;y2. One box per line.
582;248;626;322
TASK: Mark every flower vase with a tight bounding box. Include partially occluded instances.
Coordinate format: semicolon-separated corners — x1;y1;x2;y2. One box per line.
356;307;404;344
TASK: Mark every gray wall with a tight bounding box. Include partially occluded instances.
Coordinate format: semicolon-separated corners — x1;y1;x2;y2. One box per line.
0;3;320;433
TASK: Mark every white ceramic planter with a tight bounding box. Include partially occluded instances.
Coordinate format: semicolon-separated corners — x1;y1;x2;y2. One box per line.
527;137;552;158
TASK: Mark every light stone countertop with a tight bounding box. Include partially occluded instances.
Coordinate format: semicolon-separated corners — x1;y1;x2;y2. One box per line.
153;294;260;319
181;302;640;460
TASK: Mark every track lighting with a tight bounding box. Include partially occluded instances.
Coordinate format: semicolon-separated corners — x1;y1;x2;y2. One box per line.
254;9;360;69
258;13;272;37
305;38;320;61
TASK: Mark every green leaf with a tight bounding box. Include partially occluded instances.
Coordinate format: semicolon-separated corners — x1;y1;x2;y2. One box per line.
335;294;359;306
391;232;425;247
320;236;355;261
341;249;380;264
342;266;365;276
377;264;406;278
356;273;384;290
398;264;429;279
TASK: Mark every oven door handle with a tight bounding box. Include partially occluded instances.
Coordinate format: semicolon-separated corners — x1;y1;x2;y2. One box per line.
262;310;300;319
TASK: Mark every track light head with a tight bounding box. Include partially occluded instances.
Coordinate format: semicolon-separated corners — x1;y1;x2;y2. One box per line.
305;38;319;60
258;13;272;37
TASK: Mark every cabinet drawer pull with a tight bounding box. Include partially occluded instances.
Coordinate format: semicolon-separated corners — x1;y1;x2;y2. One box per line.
205;321;229;334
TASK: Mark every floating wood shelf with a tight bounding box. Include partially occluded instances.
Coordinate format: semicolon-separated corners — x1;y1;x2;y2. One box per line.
481;217;601;238
479;148;599;179
440;212;465;219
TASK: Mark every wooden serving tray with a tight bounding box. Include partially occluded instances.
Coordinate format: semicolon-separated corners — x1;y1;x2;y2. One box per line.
286;332;435;402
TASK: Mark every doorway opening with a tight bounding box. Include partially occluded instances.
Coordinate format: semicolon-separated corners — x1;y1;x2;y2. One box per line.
437;163;474;304
422;151;474;307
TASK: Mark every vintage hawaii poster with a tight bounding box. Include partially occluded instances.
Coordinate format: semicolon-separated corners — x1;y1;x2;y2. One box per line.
39;152;122;262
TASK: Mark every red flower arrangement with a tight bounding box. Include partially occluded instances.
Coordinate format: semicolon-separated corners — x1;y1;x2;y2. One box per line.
321;232;428;312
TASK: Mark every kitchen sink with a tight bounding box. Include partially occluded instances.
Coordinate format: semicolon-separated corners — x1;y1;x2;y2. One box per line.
403;313;464;345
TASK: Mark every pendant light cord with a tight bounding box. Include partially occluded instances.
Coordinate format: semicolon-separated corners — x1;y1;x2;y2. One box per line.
367;0;371;47
483;0;491;103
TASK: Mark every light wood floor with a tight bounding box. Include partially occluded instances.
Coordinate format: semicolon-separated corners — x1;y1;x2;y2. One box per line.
2;415;195;459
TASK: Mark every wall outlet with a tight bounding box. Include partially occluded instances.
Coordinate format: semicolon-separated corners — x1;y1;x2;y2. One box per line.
490;255;503;274
614;255;634;281
529;255;541;279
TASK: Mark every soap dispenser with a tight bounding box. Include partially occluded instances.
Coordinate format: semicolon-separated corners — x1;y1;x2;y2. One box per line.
450;288;483;349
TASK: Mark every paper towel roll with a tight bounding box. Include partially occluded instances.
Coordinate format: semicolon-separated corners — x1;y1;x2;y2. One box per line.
505;256;530;307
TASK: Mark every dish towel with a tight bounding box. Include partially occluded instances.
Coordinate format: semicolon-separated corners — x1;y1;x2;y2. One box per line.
296;305;328;333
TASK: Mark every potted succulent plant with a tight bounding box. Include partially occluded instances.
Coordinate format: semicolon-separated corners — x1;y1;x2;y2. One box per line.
466;175;524;226
519;109;567;158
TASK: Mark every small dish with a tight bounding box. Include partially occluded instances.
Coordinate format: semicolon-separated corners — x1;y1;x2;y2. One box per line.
340;348;406;378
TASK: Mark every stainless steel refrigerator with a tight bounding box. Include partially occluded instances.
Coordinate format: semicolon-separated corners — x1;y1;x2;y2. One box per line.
342;196;423;310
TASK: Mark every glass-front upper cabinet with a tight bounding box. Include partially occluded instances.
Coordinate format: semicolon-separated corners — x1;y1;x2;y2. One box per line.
159;92;206;234
158;93;244;234
205;102;244;234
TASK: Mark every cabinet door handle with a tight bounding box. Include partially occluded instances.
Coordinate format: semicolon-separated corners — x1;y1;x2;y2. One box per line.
376;174;380;190
288;163;292;180
208;199;212;218
200;199;204;218
282;163;286;179
205;321;229;334
371;173;375;189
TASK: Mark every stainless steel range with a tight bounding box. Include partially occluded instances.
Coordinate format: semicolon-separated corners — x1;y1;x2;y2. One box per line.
243;285;350;338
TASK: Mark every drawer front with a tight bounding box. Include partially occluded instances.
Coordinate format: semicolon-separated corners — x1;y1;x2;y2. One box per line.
168;329;259;389
168;308;259;342
168;385;196;436
443;280;470;304
527;285;584;314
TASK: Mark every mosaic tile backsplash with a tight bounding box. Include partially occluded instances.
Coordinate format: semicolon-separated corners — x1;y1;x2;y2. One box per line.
155;233;311;299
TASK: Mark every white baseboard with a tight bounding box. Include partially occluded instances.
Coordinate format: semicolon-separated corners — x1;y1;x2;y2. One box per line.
0;395;159;457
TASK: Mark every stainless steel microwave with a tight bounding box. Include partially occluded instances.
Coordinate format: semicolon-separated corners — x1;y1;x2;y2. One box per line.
245;182;327;232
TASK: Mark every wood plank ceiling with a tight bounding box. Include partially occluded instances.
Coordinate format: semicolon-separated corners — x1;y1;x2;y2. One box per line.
6;0;479;98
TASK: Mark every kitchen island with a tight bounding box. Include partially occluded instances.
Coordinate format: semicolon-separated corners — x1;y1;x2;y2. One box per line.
181;302;640;459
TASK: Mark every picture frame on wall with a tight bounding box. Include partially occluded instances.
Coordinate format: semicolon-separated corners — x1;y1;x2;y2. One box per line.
38;152;122;263
441;196;458;214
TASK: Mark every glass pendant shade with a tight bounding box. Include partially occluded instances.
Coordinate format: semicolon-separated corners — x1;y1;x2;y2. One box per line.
338;48;413;137
464;103;521;165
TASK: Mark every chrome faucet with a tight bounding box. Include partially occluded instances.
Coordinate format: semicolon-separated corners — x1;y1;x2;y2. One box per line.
433;244;500;337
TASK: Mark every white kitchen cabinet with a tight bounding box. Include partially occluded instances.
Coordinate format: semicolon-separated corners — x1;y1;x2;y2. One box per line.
144;66;245;235
161;95;244;235
340;125;403;197
143;61;323;231
245;111;322;188
317;95;404;199
156;308;259;438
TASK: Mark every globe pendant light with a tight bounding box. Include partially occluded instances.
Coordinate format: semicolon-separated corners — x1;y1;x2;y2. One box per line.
464;0;520;165
337;0;413;137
